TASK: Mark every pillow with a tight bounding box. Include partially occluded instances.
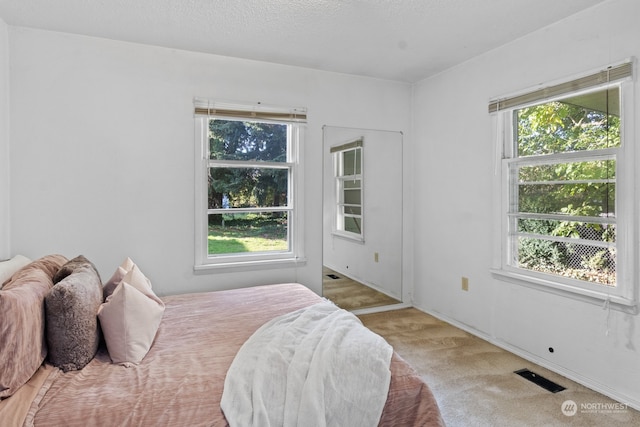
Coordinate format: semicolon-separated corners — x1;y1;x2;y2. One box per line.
0;255;68;399
102;257;152;300
0;255;32;289
102;257;135;300
52;254;100;284
45;255;103;372
98;264;165;366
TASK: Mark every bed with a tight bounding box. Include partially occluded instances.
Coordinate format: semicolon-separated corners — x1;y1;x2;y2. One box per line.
0;255;445;427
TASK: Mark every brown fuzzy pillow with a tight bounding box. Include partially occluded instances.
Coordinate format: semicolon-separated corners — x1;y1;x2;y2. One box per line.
52;255;97;285
45;256;103;372
0;254;68;399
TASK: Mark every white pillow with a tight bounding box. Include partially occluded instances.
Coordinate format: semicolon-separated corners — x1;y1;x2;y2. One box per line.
0;255;32;288
104;257;135;286
97;264;164;366
121;264;156;299
103;257;152;299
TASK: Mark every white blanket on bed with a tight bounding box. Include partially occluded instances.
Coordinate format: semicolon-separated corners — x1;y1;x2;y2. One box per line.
220;301;393;427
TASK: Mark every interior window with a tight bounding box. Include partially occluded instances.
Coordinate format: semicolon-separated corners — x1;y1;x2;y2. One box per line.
490;61;636;310
194;101;306;269
332;139;363;241
511;87;618;286
208;119;291;256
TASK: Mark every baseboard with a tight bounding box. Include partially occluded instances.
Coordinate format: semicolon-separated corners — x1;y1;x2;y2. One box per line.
493;339;640;412
351;302;412;316
412;304;640;412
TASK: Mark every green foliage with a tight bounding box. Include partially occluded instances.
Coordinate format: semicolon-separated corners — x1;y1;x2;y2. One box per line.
518;219;567;269
208;120;288;209
515;93;619;284
517;100;619;156
206;120;290;256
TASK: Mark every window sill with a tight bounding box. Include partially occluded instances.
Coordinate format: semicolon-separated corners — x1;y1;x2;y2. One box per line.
331;231;364;244
194;256;307;274
490;268;638;314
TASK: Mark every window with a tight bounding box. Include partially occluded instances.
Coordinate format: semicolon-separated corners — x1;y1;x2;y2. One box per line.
491;61;637;310
194;100;306;269
331;139;363;241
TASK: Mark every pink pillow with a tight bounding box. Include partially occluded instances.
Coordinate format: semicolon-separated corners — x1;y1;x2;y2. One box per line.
0;255;32;288
102;258;152;300
97;264;164;366
0;255;68;398
102;257;135;300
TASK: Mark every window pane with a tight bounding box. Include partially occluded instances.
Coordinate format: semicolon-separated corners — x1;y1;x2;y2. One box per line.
518;182;615;217
334;146;363;238
208;212;288;255
342;148;362;175
344;180;361;189
208;167;288;209
343;188;361;205
209;119;287;162
344;217;362;234
518;218;616;243
519;160;615;182
517;236;616;286
516;87;620;157
343;206;361;215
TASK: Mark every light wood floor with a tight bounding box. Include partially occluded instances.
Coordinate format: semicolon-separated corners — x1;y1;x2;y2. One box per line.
322;266;400;311
359;308;640;427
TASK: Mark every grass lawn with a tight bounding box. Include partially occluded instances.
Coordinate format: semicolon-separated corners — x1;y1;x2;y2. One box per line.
208;214;288;254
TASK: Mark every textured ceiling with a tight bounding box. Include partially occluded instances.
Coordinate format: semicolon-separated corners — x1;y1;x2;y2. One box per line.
0;0;606;82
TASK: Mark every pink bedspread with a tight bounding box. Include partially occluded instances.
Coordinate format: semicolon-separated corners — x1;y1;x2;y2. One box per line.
22;283;444;426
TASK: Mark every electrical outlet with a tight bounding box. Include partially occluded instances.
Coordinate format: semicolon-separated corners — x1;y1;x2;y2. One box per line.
461;277;469;291
374;252;379;262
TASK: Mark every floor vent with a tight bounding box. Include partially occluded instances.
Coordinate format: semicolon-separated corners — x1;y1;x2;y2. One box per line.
514;369;566;393
326;274;340;280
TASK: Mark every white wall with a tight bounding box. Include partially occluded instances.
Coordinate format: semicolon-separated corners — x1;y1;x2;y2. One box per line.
412;0;640;408
0;17;9;260
7;27;412;297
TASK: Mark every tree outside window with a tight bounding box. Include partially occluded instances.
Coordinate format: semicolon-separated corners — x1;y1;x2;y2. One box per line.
207;119;292;256
510;87;619;286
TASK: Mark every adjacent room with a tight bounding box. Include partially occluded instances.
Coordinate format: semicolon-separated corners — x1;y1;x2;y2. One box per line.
1;0;639;425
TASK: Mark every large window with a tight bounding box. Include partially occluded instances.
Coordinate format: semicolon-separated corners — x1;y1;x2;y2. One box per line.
331;139;363;240
491;61;637;310
194;101;306;269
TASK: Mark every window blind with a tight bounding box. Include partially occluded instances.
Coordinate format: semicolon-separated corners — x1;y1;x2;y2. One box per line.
329;138;363;153
488;60;633;113
194;99;307;123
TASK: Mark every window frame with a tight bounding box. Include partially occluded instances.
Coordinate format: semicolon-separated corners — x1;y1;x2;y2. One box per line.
331;140;364;242
491;68;637;313
193;102;306;271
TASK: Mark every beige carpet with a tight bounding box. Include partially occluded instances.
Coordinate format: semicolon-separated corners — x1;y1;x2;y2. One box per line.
359;308;640;427
322;266;401;311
